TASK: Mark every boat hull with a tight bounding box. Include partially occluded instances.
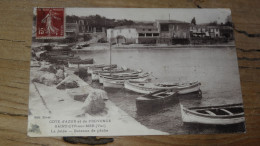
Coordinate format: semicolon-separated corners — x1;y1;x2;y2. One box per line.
103;80;124;88
103;77;150;88
68;63;94;68
124;81;201;94
136;90;178;114
180;104;245;125
92;69;127;81
69;58;94;64
87;64;117;74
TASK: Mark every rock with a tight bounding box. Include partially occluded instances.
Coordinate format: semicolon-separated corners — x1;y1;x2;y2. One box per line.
74;67;88;79
30;61;40;67
82;89;108;115
56;69;65;80
67;86;91;102
39;72;58;86
31;77;40;83
39;64;57;74
56;76;79;90
74;94;89;102
56;81;78;90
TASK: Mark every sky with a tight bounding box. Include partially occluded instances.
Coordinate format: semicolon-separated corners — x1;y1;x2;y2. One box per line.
65;8;231;24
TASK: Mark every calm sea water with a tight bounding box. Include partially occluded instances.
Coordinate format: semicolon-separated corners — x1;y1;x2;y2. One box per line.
78;47;245;134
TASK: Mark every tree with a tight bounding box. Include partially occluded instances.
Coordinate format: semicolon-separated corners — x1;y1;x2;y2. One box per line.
208;21;218;26
191;17;196;25
224;15;233;27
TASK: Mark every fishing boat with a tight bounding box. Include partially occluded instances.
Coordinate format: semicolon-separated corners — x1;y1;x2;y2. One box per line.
91;68;128;81
136;89;178;113
98;70;142;84
124;81;201;94
102;73;151;88
180;103;245;125
87;64;117;74
48;55;79;64
69;58;94;64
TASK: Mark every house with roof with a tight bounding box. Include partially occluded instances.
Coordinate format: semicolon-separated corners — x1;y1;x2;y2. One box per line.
189;24;233;44
107;26;138;44
66;23;79;40
78;19;106;34
207;26;220;38
155;20;191;44
219;26;234;40
136;26;160;44
190;24;222;38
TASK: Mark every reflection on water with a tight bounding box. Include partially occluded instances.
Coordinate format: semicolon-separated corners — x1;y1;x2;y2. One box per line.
79;47;245;134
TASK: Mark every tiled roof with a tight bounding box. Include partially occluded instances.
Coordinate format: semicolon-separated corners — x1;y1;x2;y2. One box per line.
156;20;189;24
114;25;157;29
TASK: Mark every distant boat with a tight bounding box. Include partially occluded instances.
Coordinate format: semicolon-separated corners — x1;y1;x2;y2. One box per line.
125;81;201;94
87;64;117;74
48;55;80;64
180;103;245;125
69;58;93;64
136;89;178;113
75;43;89;49
102;73;150;88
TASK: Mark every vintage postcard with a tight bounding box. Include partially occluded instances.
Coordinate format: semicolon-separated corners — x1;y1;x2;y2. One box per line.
28;8;246;137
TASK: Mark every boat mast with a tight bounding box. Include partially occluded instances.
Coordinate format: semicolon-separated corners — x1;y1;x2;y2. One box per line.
109;38;112;75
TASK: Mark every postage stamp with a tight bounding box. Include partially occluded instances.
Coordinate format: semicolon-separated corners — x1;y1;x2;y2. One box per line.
36;8;65;39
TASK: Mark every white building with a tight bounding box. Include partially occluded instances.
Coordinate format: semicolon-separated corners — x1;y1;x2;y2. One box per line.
107;27;139;44
107;25;159;44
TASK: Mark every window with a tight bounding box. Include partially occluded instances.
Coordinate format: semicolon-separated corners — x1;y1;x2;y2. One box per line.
153;33;159;37
139;33;145;37
161;24;169;31
129;29;131;33
148;29;152;31
146;33;152;37
143;29;145;31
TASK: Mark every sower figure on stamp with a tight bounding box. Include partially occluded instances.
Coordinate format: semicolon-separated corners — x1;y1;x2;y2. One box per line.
41;10;61;36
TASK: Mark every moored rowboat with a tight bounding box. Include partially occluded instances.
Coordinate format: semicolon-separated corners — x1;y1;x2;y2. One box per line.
87;64;117;74
99;70;143;84
124;81;201;94
68;58;94;67
136;89;178;113
91;68;129;81
180;103;245;125
69;58;94;64
102;73;150;88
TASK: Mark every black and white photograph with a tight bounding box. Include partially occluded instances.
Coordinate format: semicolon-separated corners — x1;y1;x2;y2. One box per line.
28;8;245;137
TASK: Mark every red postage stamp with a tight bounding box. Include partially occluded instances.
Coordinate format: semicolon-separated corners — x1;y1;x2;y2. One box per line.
36;8;65;38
